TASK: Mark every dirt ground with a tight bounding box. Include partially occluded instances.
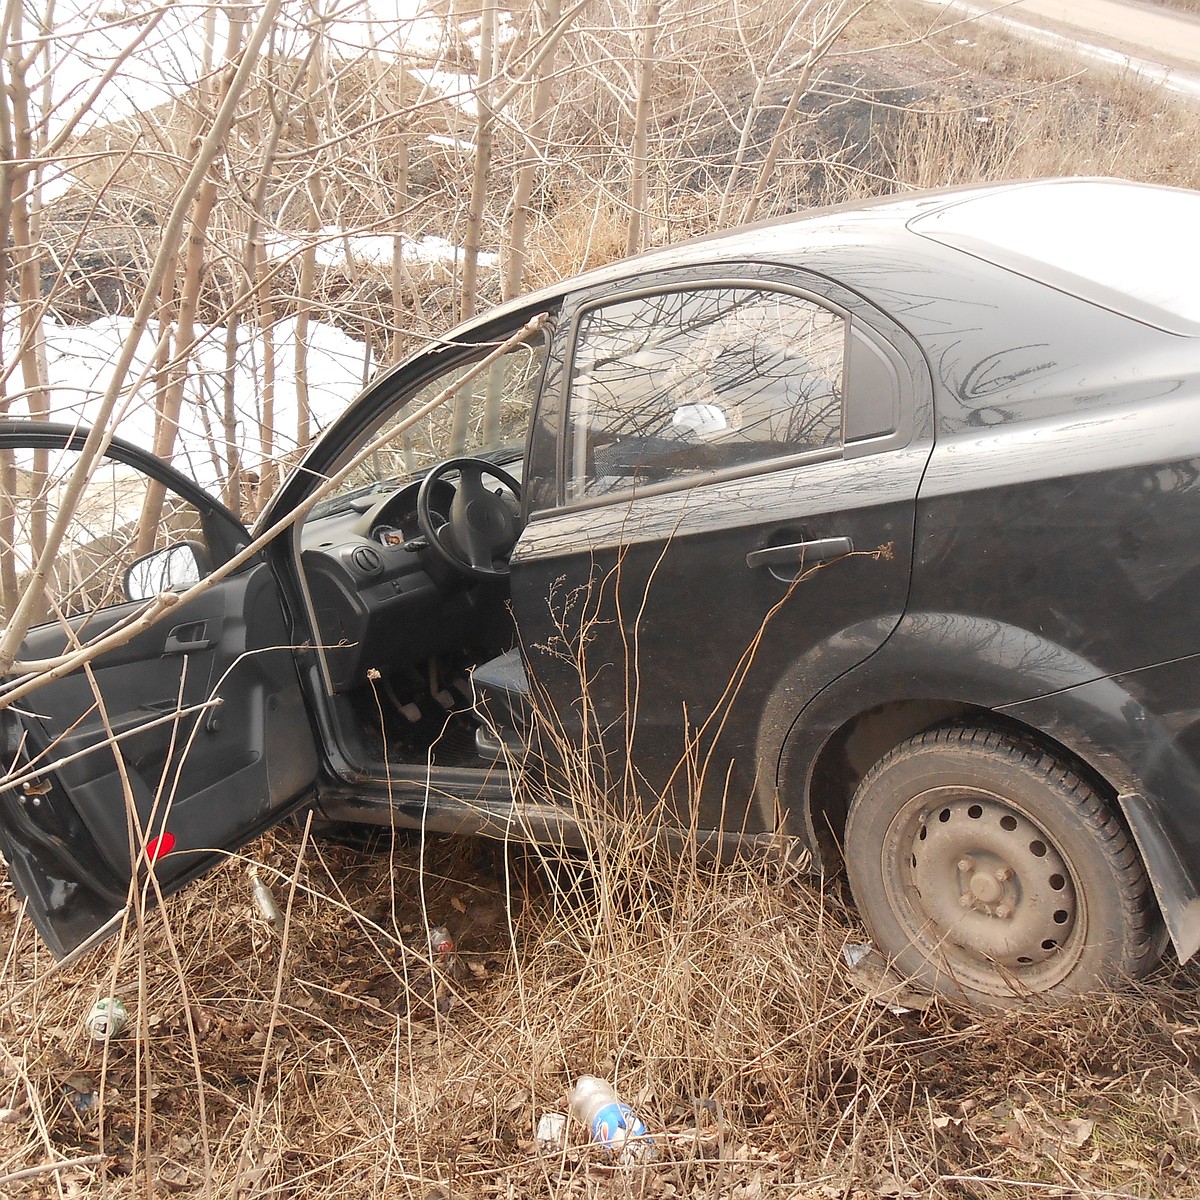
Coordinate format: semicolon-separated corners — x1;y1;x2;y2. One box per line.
6;821;1200;1198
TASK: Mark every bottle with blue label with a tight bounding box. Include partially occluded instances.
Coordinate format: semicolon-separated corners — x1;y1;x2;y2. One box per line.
567;1075;657;1164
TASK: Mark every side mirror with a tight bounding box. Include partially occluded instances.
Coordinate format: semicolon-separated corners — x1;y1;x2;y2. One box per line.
125;542;204;602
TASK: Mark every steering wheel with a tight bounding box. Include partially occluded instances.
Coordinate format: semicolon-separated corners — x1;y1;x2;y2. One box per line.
416;457;523;580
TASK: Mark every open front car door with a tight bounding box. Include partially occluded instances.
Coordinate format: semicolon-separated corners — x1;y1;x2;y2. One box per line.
0;423;318;959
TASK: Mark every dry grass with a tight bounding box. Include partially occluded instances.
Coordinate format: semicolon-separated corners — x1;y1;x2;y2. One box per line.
886;89;1200;195
1152;0;1200;14
519;190;632;293
511;5;1200;279
4;643;1200;1197
10;7;1200;1199
879;7;1200;193
5;813;1200;1198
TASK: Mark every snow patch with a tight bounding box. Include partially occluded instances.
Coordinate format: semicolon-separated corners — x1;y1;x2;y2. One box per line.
264;228;495;270
426;133;478;154
410;68;479;116
4;312;370;490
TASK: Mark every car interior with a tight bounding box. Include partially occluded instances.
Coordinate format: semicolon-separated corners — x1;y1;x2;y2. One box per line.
294;334;546;777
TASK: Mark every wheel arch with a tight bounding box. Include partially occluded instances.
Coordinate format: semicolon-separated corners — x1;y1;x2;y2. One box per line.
771;614;1200;965
793;699;1123;876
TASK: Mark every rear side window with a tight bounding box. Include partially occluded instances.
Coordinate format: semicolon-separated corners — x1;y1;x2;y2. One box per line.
566;286;846;500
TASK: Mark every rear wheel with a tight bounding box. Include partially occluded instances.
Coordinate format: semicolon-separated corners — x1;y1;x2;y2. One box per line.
844;725;1160;1004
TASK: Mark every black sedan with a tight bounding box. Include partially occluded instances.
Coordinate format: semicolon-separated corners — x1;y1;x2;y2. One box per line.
3;176;1198;1005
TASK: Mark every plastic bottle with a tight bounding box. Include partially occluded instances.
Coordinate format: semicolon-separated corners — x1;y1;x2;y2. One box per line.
567;1076;656;1164
428;925;456;967
426;925;459;1014
249;867;282;927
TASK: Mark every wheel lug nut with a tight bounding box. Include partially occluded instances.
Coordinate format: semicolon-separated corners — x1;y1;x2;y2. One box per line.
959;894;973;909
995;867;1013;882
994;904;1011;919
957;857;974;872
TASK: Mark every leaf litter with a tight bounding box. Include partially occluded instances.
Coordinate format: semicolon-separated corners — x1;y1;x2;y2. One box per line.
2;820;1200;1197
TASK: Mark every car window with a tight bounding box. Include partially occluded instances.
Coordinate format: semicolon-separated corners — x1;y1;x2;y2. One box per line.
566;286;846;500
318;333;547;506
0;446;210;628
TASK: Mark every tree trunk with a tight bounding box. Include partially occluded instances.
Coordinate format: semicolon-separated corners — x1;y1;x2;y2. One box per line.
504;0;561;300
460;0;497;321
136;11;248;555
0;0;20;620
625;0;659;258
294;18;328;456
6;4;48;623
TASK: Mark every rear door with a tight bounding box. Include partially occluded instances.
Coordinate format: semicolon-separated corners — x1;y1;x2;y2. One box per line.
510;266;933;833
0;424;318;958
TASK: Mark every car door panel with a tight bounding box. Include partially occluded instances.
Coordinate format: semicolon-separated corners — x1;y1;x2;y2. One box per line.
512;442;931;831
18;562;315;880
509;266;934;834
0;424;319;958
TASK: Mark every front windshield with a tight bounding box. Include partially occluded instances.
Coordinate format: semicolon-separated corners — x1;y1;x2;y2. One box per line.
319;333;547;508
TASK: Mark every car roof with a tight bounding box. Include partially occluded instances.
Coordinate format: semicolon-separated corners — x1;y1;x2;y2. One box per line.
437;177;1200;353
908;178;1200;336
463;179;985;326
472;177;1166;309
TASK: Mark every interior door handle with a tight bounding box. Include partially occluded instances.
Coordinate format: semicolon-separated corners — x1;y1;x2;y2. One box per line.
745;536;854;570
162;621;216;655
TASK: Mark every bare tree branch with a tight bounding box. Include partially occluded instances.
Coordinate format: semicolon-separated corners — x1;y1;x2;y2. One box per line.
0;0;288;676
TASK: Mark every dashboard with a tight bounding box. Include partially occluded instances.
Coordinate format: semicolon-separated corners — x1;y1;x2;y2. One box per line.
298;468;520;693
300;472;477;691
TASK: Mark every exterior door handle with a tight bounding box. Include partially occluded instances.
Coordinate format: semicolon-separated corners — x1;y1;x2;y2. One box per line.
745;536;854;570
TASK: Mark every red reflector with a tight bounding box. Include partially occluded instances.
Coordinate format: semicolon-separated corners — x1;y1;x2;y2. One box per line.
146;832;176;862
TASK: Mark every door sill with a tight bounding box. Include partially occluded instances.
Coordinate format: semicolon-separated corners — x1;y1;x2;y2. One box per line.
317;779;586;848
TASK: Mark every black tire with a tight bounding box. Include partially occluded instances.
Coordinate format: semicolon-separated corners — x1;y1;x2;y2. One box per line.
843;725;1160;1004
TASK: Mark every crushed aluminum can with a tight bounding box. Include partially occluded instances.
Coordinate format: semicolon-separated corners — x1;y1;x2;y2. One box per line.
841;941;873;968
85;995;129;1042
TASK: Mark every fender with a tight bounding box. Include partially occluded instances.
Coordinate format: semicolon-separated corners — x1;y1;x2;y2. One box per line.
1001;657;1200;963
770;611;1200;961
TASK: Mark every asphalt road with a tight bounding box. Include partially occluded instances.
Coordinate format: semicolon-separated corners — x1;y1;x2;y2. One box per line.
914;0;1200;98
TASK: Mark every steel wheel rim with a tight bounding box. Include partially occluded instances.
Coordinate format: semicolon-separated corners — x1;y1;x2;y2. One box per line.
879;785;1084;995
